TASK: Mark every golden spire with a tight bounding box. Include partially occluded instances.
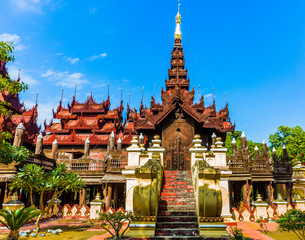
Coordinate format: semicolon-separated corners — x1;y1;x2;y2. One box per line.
175;0;182;39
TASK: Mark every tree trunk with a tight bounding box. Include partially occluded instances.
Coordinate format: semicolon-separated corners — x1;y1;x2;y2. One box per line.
7;230;19;240
39;190;45;210
30;188;33;206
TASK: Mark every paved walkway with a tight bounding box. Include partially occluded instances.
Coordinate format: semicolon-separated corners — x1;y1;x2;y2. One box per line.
0;218;280;239
234;222;278;240
88;223;128;240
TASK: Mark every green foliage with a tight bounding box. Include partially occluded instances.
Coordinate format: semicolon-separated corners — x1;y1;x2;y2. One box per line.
229;227;244;240
10;163;85;233
99;211;137;239
256;217;269;233
0;41;28;117
10;164;43;206
226;131;263;158
269;126;305;165
10;163;85;208
0;206;42;240
0;133;32;165
0;41;15;63
0;41;31;165
277;209;305;240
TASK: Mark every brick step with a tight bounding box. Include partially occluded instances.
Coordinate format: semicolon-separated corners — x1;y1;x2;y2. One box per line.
153;237;202;240
157;211;197;217
156;222;198;229
163;175;192;179
161;192;194;197
159;200;195;206
162;188;194;193
159;205;196;211
157;216;198;222
164;176;192;179
155;229;200;237
163;181;192;185
163;185;193;189
164;178;192;181
160;196;195;201
164;170;191;174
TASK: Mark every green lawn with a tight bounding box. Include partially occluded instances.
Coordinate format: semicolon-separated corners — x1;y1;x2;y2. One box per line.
265;230;299;240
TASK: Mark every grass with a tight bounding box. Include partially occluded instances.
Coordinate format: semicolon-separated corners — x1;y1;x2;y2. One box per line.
265;230;300;240
0;218;106;240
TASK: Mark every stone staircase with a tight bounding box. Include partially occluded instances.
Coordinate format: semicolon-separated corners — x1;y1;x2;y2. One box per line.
154;170;202;240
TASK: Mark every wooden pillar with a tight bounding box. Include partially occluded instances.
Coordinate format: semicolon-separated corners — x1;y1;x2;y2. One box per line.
0;185;5;209
235;182;241;205
243;182;248;205
89;186;93;203
267;181;274;206
104;183;113;210
69;192;74;205
243;180;252;208
79;188;86;206
286;182;292;205
113;184;118;209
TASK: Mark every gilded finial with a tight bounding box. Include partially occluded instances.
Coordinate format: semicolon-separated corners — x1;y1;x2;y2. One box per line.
175;0;182;39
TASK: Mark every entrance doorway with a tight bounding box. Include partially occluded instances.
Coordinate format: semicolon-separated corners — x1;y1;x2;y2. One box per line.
162;113;194;170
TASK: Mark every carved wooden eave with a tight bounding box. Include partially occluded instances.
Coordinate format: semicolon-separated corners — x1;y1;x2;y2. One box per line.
44;93;127;146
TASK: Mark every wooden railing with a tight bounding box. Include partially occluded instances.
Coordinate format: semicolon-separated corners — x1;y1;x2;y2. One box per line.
57;155;128;174
227;156;250;173
57;159;105;174
107;154;128;172
24;155;56;171
251;158;272;174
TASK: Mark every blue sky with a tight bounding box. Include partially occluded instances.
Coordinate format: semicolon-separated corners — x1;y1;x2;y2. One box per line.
1;0;305;142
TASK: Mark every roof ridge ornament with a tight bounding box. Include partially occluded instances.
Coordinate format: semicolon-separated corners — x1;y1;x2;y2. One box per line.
174;0;182;39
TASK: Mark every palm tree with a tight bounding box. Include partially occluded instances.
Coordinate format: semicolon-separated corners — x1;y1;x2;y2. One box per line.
0;206;41;240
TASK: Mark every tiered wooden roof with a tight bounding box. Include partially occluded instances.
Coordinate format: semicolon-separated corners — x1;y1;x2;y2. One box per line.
43;93;132;146
0;60;40;144
126;38;235;133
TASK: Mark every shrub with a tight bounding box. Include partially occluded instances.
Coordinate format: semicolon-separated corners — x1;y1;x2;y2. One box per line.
277;209;305;240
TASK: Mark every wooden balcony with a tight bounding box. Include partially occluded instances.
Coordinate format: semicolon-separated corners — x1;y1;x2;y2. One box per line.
57;155;127;175
57;158;105;175
25;155;56;171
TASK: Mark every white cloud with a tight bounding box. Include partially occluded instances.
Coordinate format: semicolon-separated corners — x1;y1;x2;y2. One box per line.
63;56;79;64
8;66;39;86
0;33;26;51
89;53;107;61
89;7;98;15
24;99;56;127
204;93;213;99
11;0;43;13
94;83;106;88
41;69;89;88
41;69;55;77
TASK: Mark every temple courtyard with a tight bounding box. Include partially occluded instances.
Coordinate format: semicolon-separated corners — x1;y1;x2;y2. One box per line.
0;219;297;240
